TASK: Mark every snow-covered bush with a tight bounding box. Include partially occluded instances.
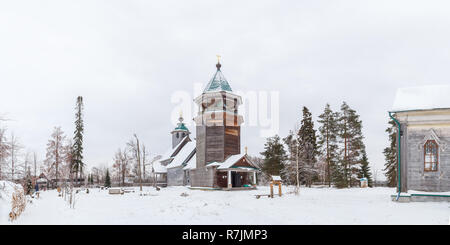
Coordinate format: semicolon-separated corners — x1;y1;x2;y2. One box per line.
0;181;26;222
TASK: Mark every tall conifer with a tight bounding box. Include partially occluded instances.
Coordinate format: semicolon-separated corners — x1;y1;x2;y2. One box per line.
317;103;339;187
337;102;365;187
383;119;397;187
72;96;84;186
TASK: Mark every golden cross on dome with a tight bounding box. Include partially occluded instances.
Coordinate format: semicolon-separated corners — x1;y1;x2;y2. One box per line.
216;54;221;64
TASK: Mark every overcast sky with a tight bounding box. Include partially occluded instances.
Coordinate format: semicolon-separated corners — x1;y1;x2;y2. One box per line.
2;0;450;180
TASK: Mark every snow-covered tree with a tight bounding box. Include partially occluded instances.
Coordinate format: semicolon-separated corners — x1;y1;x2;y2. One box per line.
141;144;148;181
8;133;22;181
282;129;299;187
0;127;10;180
44;127;66;188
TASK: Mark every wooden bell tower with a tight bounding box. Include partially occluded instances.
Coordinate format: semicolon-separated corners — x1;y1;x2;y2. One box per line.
194;58;243;169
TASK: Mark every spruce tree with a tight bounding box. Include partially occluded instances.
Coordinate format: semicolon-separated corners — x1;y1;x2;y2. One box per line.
25;175;33;195
104;169;111;188
383;119;397;187
260;135;287;178
297;106;318;187
337;102;365;188
358;151;373;187
72;96;84;186
317;103;339;187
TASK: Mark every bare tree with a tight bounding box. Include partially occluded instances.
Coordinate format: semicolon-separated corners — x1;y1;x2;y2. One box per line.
0;127;10;180
44;127;66;188
112;148;130;186
148;155;162;187
22;151;32;178
91;166;101;185
33;152;38;177
127;135;143;191
134;134;142;192
142;144;148;182
8;133;22;181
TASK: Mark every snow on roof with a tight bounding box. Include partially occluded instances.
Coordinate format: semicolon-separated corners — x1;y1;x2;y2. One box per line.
37;178;47;183
153;161;167;173
166;141;196;169
271;176;281;181
391;85;450;112
182;152;196;170
160;136;188;161
207;153;258;170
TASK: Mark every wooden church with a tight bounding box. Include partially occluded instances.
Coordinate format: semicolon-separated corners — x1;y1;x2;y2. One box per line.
154;59;260;189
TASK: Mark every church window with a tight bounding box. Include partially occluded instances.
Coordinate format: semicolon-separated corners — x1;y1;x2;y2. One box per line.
424;140;438;172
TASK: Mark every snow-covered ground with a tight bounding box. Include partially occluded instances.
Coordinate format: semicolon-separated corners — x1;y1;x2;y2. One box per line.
2;186;449;225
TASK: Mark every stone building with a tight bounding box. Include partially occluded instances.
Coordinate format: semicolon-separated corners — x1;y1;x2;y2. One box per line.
390;85;450;201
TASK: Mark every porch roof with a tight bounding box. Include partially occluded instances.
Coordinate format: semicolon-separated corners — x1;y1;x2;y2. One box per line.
207;153;260;170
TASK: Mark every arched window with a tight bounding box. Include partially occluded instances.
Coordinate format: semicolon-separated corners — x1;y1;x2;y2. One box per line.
424;140;438;172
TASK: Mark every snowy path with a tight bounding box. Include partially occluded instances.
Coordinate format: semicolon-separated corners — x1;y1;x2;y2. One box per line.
3;186;449;225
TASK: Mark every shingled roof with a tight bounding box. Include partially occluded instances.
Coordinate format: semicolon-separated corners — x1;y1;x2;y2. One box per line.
203;62;232;93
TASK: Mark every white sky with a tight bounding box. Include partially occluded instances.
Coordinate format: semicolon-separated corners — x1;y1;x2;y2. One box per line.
2;0;450;180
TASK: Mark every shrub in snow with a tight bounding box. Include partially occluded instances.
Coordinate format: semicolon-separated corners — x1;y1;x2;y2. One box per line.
0;181;26;222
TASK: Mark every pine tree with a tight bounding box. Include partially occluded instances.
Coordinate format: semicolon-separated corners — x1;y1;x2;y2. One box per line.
383;119;397;187
260;135;287;178
297;106;318;187
72;96;84;187
358;151;373;187
337;102;365;188
317;103;339;187
104;169;111;188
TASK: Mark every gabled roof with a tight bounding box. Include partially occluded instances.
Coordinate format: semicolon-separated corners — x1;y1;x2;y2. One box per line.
207;153;259;170
391;85;450;112
203;64;232;93
166;141;196;169
182;152;196;170
160;135;188;161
